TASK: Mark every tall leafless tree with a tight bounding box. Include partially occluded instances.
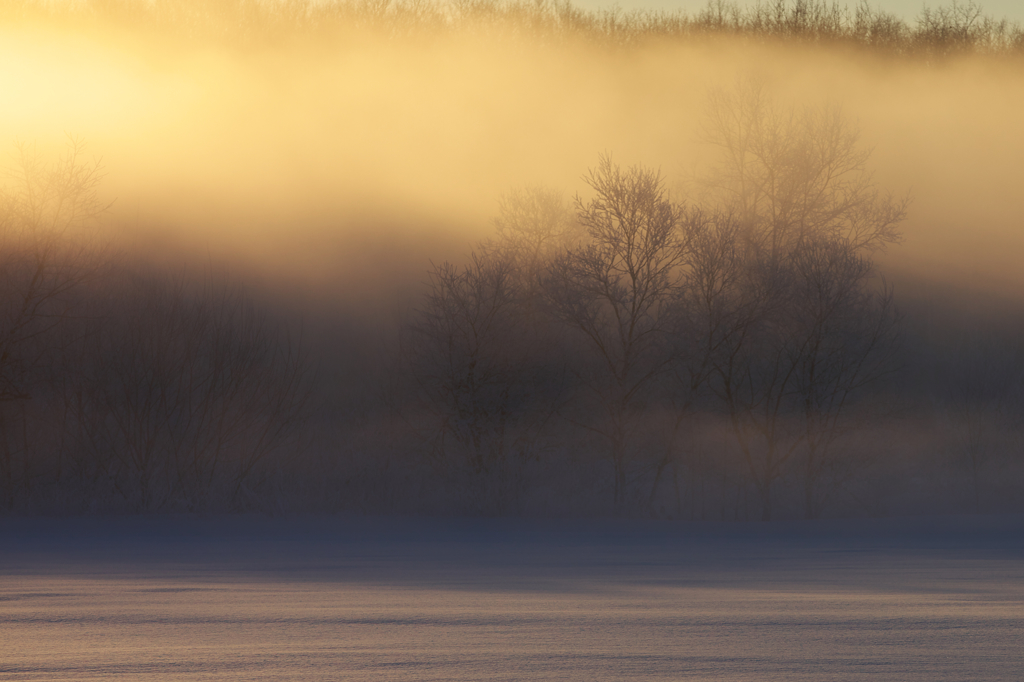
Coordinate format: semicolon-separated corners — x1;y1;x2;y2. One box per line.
649;207;742;512
788;237;899;518
543;155;693;509
400;187;581;511
698;81;907;520
0;139;107;509
407;252;523;477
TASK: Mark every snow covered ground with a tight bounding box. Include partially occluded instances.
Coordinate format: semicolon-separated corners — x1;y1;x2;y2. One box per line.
2;514;1022;680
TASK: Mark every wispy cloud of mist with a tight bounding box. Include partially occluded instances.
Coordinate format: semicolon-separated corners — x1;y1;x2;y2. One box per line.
3;8;1022;311
2;1;1024;518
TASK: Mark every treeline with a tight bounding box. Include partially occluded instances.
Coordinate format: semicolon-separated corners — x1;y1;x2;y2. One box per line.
0;141;311;514
4;0;1023;58
382;85;1024;519
391;83;908;520
3;88;1023;519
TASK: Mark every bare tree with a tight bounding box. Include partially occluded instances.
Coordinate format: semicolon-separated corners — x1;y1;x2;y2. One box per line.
0;139;107;509
701;236;802;521
649;207;742;512
406;251;523;479
697;81;907;520
399;187;583;512
702;77;906;256
789;237;899;518
69;271;310;512
543;155;692;509
0;140;106;401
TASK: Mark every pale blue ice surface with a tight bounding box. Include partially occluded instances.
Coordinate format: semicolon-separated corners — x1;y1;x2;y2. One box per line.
2;514;1022;680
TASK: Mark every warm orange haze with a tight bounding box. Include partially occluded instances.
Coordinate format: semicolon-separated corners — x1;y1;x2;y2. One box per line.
1;0;1023;518
5;1;1024;295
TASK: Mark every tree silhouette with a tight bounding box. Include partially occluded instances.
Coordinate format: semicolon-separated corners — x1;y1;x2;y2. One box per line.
0;139;106;510
699;81;906;519
543;155;693;509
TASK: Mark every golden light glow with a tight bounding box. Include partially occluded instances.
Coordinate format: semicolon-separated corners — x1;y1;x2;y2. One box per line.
2;5;1022;299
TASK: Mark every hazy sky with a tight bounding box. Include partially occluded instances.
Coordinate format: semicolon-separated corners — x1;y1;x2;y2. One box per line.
2;2;1022;301
576;0;1024;22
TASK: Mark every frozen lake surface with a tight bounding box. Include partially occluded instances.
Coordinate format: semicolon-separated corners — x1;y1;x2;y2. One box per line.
2;514;1023;680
